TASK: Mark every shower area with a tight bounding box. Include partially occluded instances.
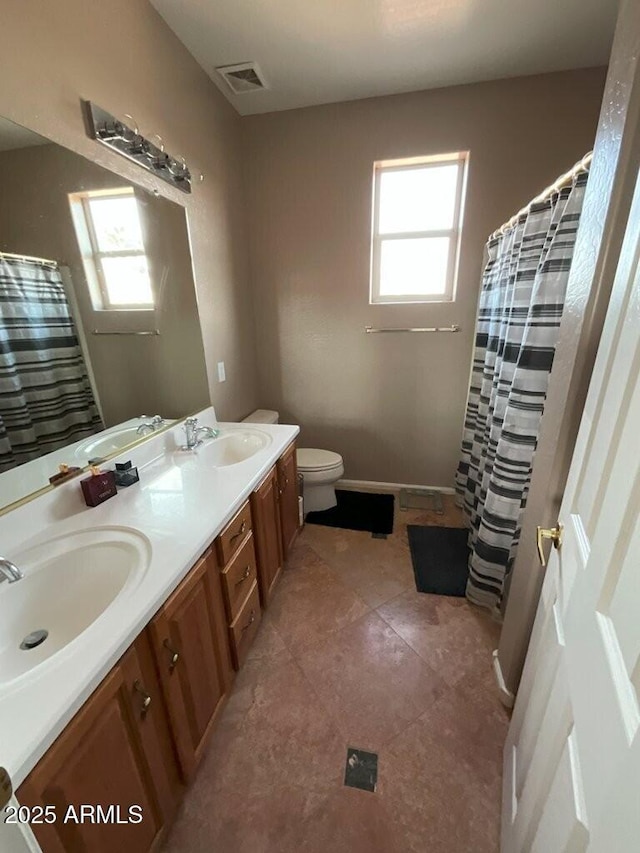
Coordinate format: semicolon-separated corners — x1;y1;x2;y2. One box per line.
0;252;102;473
456;154;591;617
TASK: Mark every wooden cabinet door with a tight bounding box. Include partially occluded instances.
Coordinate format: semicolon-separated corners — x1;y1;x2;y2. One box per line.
203;548;235;692
17;647;168;853
228;581;262;669
250;466;283;607
149;550;227;781
277;442;299;560
127;632;183;827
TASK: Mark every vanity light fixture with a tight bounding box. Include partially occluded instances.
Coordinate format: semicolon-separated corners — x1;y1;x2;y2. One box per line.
83;102;199;194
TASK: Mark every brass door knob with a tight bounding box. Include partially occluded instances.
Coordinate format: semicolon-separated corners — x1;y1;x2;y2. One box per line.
536;523;563;567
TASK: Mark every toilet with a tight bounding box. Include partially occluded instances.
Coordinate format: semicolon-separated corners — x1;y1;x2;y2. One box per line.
242;410;344;513
296;448;344;513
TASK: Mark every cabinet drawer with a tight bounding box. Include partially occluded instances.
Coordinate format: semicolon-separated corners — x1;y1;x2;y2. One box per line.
221;533;258;622
216;501;252;566
229;581;261;670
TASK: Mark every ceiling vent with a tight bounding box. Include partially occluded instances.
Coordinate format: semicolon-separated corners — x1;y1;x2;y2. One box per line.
216;62;268;95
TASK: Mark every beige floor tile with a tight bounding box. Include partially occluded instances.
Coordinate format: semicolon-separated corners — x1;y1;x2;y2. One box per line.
162;512;506;853
192;655;346;800
377;589;500;687
375;664;507;853
267;547;371;652
295;611;446;747
294;785;405;853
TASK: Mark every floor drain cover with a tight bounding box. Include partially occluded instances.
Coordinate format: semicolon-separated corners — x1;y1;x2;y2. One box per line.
344;747;378;792
20;629;48;650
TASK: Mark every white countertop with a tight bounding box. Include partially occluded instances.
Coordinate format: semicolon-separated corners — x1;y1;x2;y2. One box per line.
0;408;299;789
0;416;177;511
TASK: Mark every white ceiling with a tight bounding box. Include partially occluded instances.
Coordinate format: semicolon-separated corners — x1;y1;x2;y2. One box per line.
150;0;617;116
0;116;48;152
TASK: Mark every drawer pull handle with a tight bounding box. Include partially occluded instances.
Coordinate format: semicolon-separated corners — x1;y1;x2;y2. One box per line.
230;520;247;544
163;639;180;670
236;565;252;585
133;680;152;716
242;609;256;632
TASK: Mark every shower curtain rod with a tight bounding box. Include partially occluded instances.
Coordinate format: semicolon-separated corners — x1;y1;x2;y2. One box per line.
489;151;593;241
0;251;60;268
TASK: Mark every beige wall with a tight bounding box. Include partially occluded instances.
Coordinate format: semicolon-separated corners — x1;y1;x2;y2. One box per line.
243;68;606;485
0;0;259;422
0;143;210;426
0;0;609;485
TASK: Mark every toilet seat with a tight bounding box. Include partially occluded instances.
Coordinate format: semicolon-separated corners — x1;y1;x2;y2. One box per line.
297;448;343;472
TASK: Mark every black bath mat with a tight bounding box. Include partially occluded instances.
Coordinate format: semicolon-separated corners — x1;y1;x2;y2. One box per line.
407;525;469;596
305;490;394;535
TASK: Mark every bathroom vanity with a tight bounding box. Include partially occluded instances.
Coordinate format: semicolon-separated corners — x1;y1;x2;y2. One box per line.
0;412;300;853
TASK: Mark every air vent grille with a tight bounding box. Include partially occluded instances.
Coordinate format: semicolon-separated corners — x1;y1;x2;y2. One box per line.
216;62;267;94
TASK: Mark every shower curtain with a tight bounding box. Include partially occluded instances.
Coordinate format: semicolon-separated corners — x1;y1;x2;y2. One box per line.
455;170;588;614
0;255;103;473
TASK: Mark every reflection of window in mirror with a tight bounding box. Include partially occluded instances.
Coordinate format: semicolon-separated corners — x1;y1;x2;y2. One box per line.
68;187;155;310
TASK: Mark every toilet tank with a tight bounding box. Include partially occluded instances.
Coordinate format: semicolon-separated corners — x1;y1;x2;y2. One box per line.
242;409;279;424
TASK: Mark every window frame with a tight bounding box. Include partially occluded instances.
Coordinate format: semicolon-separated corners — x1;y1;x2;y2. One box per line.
70;187;155;311
370;152;468;305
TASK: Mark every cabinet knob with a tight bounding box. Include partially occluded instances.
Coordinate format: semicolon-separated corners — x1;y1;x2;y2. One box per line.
230;520;247;544
163;638;180;670
133;680;152;716
0;767;12;810
242;609;256;632
236;565;252;585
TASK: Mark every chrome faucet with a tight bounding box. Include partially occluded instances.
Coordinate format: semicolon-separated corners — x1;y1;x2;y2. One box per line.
0;557;23;584
137;414;165;435
182;417;220;450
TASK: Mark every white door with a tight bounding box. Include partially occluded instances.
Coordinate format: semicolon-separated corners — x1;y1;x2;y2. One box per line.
502;164;640;853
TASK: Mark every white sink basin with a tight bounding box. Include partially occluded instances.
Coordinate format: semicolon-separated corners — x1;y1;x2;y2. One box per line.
195;429;271;466
74;426;148;461
0;527;151;686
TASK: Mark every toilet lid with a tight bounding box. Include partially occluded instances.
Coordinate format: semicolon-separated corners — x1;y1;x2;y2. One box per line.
297;448;343;471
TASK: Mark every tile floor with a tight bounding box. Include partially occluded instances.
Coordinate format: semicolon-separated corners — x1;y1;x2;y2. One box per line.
163;495;510;853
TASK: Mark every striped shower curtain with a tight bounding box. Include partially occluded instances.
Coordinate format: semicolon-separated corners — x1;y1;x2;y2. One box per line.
0;256;103;472
455;171;588;614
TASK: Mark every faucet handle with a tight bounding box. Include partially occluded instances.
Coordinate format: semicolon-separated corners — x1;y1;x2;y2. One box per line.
184;417;198;427
151;415;164;425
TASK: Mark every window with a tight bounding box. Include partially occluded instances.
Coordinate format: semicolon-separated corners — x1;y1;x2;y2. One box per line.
370;152;468;304
69;187;154;310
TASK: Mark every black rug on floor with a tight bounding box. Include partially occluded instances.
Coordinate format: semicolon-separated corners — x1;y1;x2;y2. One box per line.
407;525;469;596
305;490;394;535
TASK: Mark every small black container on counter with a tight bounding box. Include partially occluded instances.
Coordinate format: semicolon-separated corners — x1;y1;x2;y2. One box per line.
114;460;140;487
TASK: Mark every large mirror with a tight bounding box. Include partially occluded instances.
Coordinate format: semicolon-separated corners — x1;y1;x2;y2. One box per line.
0;115;210;511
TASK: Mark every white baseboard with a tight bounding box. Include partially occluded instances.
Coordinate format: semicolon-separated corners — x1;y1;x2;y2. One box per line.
337;478;456;494
492;649;515;708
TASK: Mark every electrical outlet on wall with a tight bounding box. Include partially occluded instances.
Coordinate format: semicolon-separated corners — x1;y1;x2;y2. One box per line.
217;361;226;383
